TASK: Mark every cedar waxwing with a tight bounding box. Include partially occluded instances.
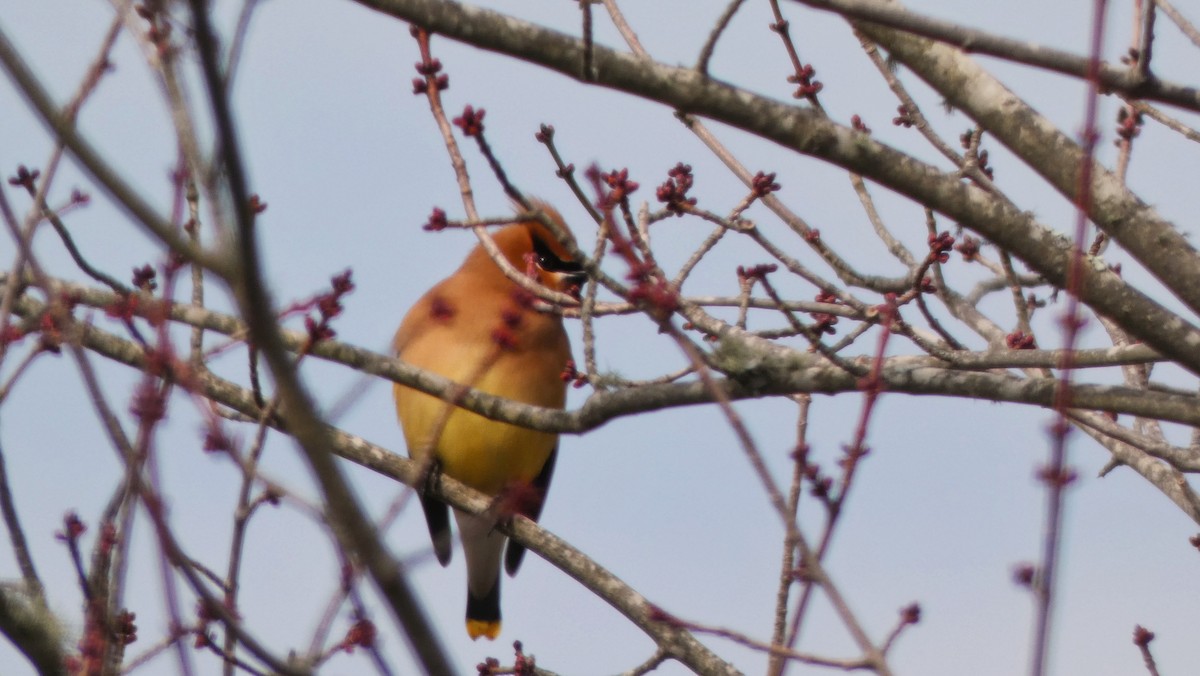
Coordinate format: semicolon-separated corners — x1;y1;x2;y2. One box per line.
393;203;583;640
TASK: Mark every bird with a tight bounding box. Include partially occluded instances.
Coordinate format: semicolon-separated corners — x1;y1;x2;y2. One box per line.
393;202;584;640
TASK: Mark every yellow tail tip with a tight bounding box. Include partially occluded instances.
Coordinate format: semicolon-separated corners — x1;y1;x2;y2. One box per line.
466;619;502;641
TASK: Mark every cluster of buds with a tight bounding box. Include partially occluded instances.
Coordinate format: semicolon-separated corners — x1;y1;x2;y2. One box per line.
39;312;66;353
1013;563;1037;588
601;168;639;209
33;292;79;354
423;207;449;232
751;171;781;198
655;163;696;216
806;462;834;499
626;261;679;320
509;640;537;676
410;26;450;94
7;164;39;190
955;234;980;262
790;440;833;500
477;641;537;675
129;377;167;425
305;270;355;343
788;443;827;501
1006;330;1036;350
113;609;138;646
135;4;174;58
560;359;588;389
788;63;823;99
1037;462;1077;488
56;511;87;543
1116;106;1144;143
959;130;994;179
248;194;268;216
589;165;681;325
339;618;377;653
202;423;236;454
736;263;777;285
975;149;994;179
193;598;233;650
810;290;840;335
928;231;955;263
132;264;157;292
105;294;141;324
412;57;448;94
453;105;486;137
68;600;137;670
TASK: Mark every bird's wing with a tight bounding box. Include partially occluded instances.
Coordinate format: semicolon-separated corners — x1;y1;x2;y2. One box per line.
504;444;558;575
419;490;453;566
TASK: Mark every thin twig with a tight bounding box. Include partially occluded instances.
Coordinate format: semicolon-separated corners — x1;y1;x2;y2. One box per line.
1128;99;1200;142
189;6;452;673
0;438;46;605
1155;0;1200;49
599;0;648;57
767;394;810;676
1032;3;1111;675
696;0;748;75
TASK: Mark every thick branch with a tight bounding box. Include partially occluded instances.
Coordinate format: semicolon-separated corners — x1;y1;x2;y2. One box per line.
856;23;1200;326
346;0;1200;380
9;279;1199;440
0;587;65;676
786;0;1200;111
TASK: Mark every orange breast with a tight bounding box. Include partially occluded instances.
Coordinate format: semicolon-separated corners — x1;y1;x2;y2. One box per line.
394;270;569;495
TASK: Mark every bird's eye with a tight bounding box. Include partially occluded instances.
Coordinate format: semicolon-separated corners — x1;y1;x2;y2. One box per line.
531;235;583;274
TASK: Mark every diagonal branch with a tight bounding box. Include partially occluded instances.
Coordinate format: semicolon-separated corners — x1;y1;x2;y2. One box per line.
785;0;1200;110
20;293;743;676
182;2;452;673
0;22;221;273
347;0;1200;380
856;22;1200;328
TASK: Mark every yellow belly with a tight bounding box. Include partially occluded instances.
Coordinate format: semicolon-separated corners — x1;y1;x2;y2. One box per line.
394;279;569;497
395;384;556;495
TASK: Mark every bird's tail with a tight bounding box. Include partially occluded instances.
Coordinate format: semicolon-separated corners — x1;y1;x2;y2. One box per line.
455;511;505;640
466;588;502;640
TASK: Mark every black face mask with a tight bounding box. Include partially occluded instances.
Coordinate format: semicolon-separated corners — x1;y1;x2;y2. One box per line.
531;235;585;280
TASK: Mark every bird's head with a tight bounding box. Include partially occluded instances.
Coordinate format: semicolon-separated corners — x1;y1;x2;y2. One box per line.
459;201;587;299
517;201;587;299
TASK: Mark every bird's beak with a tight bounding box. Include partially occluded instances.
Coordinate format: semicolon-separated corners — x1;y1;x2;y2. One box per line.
563;271;588;300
